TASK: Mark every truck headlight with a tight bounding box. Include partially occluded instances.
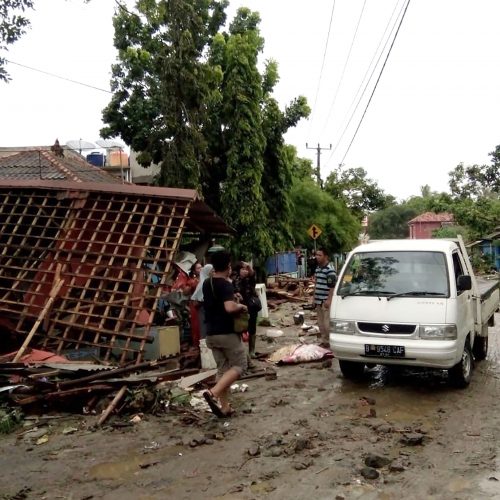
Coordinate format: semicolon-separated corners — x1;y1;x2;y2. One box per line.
331;320;355;334
419;324;457;339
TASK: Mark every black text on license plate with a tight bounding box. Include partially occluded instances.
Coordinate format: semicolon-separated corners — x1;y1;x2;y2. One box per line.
365;344;405;357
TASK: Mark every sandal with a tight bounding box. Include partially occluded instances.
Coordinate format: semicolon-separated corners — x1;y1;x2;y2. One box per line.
203;390;225;418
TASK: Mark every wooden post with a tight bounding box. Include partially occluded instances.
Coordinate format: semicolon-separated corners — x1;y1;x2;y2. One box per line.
97;385;127;426
13;274;64;363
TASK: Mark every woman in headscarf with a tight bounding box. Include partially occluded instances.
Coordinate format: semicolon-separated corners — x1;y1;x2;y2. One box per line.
232;261;260;359
191;264;213;340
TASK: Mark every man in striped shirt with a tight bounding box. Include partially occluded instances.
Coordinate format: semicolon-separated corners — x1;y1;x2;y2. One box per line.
313;247;337;348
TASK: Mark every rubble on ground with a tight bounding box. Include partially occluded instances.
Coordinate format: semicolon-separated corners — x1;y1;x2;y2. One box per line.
0;275;314;431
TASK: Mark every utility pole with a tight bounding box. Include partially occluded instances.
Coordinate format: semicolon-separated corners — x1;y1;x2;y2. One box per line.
306;143;332;188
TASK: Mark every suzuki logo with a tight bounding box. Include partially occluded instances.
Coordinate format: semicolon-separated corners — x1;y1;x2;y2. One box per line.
382;324;390;332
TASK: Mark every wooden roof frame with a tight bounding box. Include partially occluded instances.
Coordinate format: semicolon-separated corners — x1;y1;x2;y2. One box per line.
0;180;232;364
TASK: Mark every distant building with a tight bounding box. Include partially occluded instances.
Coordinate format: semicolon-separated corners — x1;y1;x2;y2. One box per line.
0;147;124;184
1;142;132;183
408;212;454;239
129;150;160;185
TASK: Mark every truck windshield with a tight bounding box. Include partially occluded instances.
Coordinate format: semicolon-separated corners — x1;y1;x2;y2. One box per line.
337;251;449;298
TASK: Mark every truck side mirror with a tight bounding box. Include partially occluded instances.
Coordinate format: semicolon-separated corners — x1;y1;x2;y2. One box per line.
457;275;472;291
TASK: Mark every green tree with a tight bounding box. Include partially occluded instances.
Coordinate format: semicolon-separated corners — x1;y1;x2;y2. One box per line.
324;167;395;220
218;8;271;261
291;152;315;181
405;191;454;214
432;225;470;239
447;144;500;238
102;3;311;262
452;197;500;239
449;145;500;199
261;71;310;250
369;204;420;239
290;178;359;253
369;190;455;240
0;0;34;82
101;0;228;190
204;9;309;260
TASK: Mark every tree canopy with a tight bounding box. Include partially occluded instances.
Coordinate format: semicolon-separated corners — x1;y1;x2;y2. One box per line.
101;0;228;190
0;0;34;82
446;146;500;239
217;8;271;260
324;166;395;221
449;145;500;200
102;2;314;263
369;152;500;242
290;177;359;253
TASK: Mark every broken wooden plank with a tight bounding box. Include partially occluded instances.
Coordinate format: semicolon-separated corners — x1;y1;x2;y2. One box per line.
9;383;115;406
177;369;218;390
13;277;64;362
97;385;127;426
56;357;186;389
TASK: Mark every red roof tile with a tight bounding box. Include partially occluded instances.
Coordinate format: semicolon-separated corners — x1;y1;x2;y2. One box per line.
408;212;454;224
0;150;123;184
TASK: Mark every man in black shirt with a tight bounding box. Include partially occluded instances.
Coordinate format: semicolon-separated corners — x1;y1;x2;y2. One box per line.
202;250;248;417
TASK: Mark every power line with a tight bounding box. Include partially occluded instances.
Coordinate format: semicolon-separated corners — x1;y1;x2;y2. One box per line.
321;0;367;133
339;0;412;166
5;59;112;94
325;0;405;167
306;0;337;137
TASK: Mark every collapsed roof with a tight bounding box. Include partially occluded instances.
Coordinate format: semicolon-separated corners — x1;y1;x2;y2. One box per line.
0;180;232;364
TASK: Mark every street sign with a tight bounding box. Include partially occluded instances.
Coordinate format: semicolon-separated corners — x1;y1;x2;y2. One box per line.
307;224;322;240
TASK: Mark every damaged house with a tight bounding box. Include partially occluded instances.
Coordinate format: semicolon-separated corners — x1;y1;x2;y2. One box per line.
0;149;232;365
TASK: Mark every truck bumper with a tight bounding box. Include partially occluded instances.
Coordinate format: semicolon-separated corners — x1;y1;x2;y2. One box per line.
330;334;461;369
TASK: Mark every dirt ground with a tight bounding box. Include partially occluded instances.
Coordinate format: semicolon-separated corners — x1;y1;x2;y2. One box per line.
2;303;500;500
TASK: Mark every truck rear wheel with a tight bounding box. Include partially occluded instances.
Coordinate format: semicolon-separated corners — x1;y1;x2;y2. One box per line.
449;342;473;388
339;360;365;379
473;336;488;361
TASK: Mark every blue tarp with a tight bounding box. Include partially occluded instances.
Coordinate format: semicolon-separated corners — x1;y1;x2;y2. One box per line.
265;252;297;275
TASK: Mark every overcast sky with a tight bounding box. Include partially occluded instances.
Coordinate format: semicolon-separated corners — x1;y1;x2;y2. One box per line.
2;0;500;200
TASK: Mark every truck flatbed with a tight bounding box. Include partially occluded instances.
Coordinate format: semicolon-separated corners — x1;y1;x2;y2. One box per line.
476;276;499;300
475;276;499;334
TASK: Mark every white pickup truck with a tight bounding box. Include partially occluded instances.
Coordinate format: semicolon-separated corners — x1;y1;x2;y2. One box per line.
330;238;499;387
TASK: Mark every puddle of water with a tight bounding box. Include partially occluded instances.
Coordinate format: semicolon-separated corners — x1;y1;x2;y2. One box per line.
88;445;184;480
89;453;144;480
375;395;437;423
338;365;450;424
339;386;440;424
447;477;471;493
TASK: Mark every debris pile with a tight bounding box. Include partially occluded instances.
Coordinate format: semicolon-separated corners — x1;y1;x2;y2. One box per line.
0;348;276;431
265;277;313;308
0;351;205;428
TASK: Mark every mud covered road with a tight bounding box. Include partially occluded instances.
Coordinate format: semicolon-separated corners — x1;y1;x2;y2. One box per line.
2;305;500;500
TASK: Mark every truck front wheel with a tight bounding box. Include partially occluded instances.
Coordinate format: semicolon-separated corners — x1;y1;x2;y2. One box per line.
449;342;473;388
339;360;365;379
473;336;488;361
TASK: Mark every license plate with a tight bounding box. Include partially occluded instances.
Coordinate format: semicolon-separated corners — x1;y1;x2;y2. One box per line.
365;344;405;357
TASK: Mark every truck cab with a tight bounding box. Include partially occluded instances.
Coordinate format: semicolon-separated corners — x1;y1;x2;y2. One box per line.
330;239;499;387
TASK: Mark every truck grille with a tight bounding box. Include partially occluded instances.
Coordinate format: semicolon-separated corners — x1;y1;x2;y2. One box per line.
358;322;416;334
